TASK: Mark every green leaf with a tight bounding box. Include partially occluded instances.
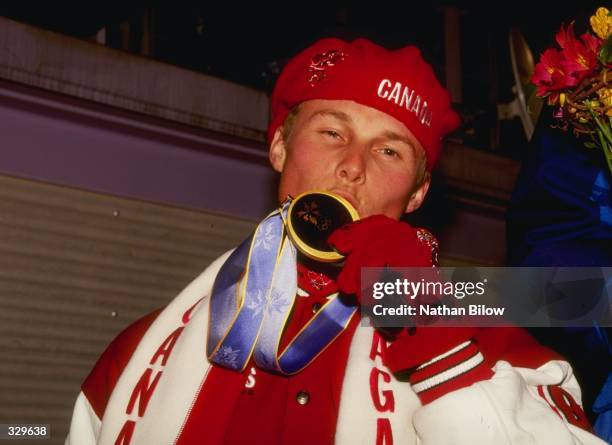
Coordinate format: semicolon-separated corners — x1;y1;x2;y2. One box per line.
597;128;607;151
587;105;612;141
600;36;612;64
584;142;598;148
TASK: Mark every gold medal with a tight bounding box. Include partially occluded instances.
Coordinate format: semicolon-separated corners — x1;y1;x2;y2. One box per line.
286;191;360;262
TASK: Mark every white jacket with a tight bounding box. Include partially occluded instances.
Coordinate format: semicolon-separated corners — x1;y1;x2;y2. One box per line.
66;251;606;444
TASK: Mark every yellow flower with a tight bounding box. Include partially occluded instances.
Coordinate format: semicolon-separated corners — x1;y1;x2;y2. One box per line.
597;87;612;107
590;7;612;39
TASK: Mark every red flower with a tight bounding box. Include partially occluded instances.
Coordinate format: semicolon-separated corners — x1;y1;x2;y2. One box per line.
531;48;568;97
556;23;601;84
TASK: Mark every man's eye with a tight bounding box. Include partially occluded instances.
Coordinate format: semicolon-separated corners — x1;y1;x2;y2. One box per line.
380;147;399;157
322;130;342;139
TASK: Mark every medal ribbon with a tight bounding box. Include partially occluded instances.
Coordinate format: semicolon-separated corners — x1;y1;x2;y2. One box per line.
207;200;357;374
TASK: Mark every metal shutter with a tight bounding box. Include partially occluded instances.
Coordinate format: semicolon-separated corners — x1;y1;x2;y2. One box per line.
0;174;256;444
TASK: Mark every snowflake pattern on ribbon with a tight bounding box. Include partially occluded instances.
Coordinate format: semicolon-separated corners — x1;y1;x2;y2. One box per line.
246;289;266;319
254;222;275;251
267;288;292;316
214;345;240;368
307;49;346;85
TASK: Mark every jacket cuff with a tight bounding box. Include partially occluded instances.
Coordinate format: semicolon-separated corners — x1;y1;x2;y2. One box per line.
409;340;494;404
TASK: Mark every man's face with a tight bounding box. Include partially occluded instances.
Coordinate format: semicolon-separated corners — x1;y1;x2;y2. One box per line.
269;99;430;220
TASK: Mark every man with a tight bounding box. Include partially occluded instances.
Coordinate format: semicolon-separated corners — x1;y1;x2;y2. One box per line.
66;38;605;444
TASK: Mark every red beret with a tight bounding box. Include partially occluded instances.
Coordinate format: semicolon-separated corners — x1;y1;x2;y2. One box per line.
268;38;461;170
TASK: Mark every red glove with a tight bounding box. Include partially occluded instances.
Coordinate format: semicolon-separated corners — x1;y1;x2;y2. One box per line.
328;215;492;404
327;215;436;303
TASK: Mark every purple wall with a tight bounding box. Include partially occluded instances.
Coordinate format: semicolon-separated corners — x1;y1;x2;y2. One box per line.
0;81;276;220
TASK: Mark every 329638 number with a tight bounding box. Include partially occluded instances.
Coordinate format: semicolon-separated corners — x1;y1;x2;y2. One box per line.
8;426;47;436
1;424;50;439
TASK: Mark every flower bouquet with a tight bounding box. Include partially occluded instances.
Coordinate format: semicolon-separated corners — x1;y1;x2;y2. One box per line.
531;7;612;174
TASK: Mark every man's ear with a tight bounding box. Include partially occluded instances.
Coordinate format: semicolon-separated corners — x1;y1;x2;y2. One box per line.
269;128;287;173
404;174;431;214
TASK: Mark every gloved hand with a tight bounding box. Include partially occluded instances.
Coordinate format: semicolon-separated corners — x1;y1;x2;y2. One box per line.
327;214;436;304
328;215;491;404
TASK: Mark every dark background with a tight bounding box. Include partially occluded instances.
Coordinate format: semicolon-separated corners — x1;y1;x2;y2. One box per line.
0;2;601;90
0;2;603;157
0;1;600;159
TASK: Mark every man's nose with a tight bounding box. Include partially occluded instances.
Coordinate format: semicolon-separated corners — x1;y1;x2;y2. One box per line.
335;144;366;184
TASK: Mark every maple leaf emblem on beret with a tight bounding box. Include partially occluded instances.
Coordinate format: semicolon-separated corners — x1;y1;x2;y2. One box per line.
307;49;346;85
